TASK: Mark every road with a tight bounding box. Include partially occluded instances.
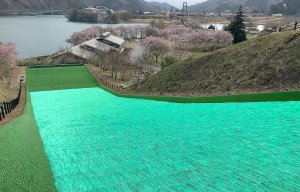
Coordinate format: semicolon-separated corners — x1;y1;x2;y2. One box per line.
129;43;160;73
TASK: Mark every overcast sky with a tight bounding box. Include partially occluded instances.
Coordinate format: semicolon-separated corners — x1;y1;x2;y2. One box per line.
145;0;206;8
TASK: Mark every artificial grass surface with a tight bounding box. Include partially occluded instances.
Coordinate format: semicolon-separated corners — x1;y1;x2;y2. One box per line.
26;65;99;92
0;94;56;192
1;65;299;192
31;87;300;191
1;65;99;192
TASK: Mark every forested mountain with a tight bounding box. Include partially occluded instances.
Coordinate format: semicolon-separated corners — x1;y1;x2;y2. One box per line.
189;0;281;12
270;0;300;15
0;0;158;11
147;2;173;11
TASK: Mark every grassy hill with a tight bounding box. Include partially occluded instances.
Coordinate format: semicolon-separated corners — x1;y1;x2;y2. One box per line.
189;0;281;12
137;31;300;96
147;1;173;11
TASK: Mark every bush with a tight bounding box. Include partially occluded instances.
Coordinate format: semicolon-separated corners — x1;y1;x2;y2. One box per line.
161;56;178;69
66;9;119;24
66;9;98;23
105;14;119;24
208;25;216;30
118;12;133;21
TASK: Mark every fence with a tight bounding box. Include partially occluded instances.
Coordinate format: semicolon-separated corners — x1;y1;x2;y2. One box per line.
279;21;300;32
0;81;22;121
96;74;123;92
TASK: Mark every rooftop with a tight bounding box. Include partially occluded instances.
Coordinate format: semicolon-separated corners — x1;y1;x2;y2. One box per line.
69;32;125;59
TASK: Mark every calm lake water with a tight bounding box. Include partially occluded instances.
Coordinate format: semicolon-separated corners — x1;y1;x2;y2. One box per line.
0;15;147;58
31;87;300;191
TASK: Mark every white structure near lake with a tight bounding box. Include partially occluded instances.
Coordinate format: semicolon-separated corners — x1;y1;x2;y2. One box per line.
84;6;113;14
70;32;125;60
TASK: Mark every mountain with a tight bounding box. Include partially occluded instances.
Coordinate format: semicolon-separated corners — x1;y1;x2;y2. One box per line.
147;1;173;11
0;0;158;11
189;0;281;12
97;0;158;11
137;31;300;96
0;0;91;10
270;0;300;15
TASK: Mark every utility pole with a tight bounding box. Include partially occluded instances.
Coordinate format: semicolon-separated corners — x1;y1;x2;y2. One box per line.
170;6;174;20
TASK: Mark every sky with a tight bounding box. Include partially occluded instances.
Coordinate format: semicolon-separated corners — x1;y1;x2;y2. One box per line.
145;0;206;8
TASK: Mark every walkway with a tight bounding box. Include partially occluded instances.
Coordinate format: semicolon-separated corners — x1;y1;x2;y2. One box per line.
129;43;160;73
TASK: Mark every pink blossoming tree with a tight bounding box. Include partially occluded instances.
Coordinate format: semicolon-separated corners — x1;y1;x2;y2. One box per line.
142;36;170;62
0;42;17;85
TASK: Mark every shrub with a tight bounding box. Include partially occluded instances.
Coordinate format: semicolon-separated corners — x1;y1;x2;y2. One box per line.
161;56;178;69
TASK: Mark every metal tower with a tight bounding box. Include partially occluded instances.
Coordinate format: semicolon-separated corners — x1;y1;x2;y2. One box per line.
181;2;188;23
170;6;175;20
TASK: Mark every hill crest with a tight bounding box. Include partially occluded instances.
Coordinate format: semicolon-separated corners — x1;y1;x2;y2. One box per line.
189;0;281;12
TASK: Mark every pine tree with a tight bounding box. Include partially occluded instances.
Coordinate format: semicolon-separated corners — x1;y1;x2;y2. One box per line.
228;6;247;44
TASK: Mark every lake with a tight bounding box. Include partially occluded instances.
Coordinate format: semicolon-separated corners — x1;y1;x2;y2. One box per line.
0;15;147;58
0;16;265;59
31;87;300;191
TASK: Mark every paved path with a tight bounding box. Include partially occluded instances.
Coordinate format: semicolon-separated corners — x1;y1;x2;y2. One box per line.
129;44;160;73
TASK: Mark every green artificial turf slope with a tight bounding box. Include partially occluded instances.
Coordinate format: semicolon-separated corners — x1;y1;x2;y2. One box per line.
0;94;56;192
0;65;299;192
27;65;99;92
0;65;100;192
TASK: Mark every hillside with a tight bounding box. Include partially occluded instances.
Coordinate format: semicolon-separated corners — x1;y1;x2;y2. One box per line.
0;0;158;11
96;0;158;11
137;31;300;96
147;1;173;11
189;0;281;12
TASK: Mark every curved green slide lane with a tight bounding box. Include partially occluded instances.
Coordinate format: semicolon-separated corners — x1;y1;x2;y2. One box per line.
0;65;299;191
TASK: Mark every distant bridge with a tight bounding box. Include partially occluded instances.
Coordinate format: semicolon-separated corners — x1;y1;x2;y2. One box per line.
0;10;65;16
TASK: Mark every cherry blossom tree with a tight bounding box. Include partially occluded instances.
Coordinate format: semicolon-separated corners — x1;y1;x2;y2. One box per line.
68;25;150;45
67;26;105;46
155;24;233;52
0;42;17;85
142;36;170;62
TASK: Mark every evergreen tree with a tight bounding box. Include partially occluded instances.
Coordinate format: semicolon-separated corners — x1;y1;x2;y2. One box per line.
228;6;247;44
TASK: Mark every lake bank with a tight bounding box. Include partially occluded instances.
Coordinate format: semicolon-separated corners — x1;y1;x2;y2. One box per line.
0;15;147;58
